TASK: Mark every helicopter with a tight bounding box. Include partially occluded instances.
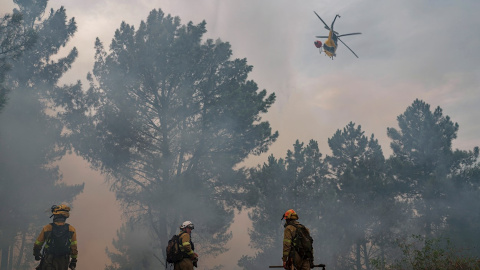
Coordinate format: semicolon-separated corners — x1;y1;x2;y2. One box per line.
313;11;361;59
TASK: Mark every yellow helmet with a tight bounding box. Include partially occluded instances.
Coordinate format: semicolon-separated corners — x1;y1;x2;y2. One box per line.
50;204;70;218
281;209;298;220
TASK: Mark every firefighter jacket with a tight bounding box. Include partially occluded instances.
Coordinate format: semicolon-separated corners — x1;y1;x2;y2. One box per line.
33;221;78;259
178;231;196;259
282;220;302;262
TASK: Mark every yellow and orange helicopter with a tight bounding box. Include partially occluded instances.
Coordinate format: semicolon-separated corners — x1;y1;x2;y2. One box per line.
313;11;362;59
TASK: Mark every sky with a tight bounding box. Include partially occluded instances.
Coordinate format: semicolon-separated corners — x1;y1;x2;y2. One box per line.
2;0;480;269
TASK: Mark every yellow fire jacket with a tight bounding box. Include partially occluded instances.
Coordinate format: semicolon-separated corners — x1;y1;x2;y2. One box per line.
178;231;195;258
33;222;78;259
283;220;309;262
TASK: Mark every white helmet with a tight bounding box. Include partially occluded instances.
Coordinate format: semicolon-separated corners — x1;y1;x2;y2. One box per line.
180;221;194;230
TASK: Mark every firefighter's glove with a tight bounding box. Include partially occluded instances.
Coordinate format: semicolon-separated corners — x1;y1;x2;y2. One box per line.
192;254;198;268
191;253;198;261
34;255;42;261
283;258;292;270
69;258;77;269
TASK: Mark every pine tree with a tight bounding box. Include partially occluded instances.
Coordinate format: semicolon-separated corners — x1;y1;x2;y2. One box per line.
388;99;480;255
0;12;36;111
63;8;278;264
387;99;458;237
0;1;83;269
326;122;389;270
239;140;330;269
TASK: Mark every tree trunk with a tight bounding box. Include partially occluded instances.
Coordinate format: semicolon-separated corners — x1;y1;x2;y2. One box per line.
15;231;26;269
7;243;13;270
0;245;8;270
355;242;361;270
363;241;370;270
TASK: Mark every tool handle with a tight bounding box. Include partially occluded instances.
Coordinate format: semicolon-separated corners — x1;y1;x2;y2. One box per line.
269;264;326;269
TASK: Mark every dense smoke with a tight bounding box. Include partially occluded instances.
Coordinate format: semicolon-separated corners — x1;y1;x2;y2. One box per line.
1;1;480;270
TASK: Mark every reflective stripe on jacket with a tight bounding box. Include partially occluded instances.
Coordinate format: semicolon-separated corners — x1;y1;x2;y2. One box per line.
178;232;194;257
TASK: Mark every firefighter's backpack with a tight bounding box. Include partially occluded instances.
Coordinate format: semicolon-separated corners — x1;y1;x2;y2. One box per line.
47;223;72;256
166;233;184;263
293;224;314;259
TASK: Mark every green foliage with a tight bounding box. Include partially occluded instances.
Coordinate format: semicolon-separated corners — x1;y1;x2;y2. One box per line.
325;122;391;269
387;99;479;239
105;222;162;270
62;8;278;265
371;235;480;270
0;0;83;269
239;140;330;269
0;11;37;111
1;1;479;268
240;105;479;270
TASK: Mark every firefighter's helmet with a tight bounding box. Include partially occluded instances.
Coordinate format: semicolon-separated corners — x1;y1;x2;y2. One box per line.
180;221;194;230
50;204;70;218
281;209;298;220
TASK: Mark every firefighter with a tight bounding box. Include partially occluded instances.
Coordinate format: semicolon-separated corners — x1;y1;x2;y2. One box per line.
33;204;78;270
174;221;198;270
282;209;314;270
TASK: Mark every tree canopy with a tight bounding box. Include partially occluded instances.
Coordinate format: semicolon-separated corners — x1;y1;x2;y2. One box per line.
1;1;479;268
239;140;330;269
240;104;479;270
63;8;278;265
0;0;83;269
0;11;36;111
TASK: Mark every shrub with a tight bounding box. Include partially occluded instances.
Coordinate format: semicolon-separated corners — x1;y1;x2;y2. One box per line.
371;235;480;270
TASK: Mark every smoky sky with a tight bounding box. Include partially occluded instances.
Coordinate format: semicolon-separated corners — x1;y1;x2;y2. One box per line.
1;0;479;269
17;0;476;156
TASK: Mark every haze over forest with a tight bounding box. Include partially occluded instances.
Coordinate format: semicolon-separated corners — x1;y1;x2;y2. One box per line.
1;0;479;270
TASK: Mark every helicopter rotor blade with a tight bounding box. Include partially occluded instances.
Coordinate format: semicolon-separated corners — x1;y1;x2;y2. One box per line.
337;32;362;37
315;36;329;38
314;11;330;30
338;37;359;58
